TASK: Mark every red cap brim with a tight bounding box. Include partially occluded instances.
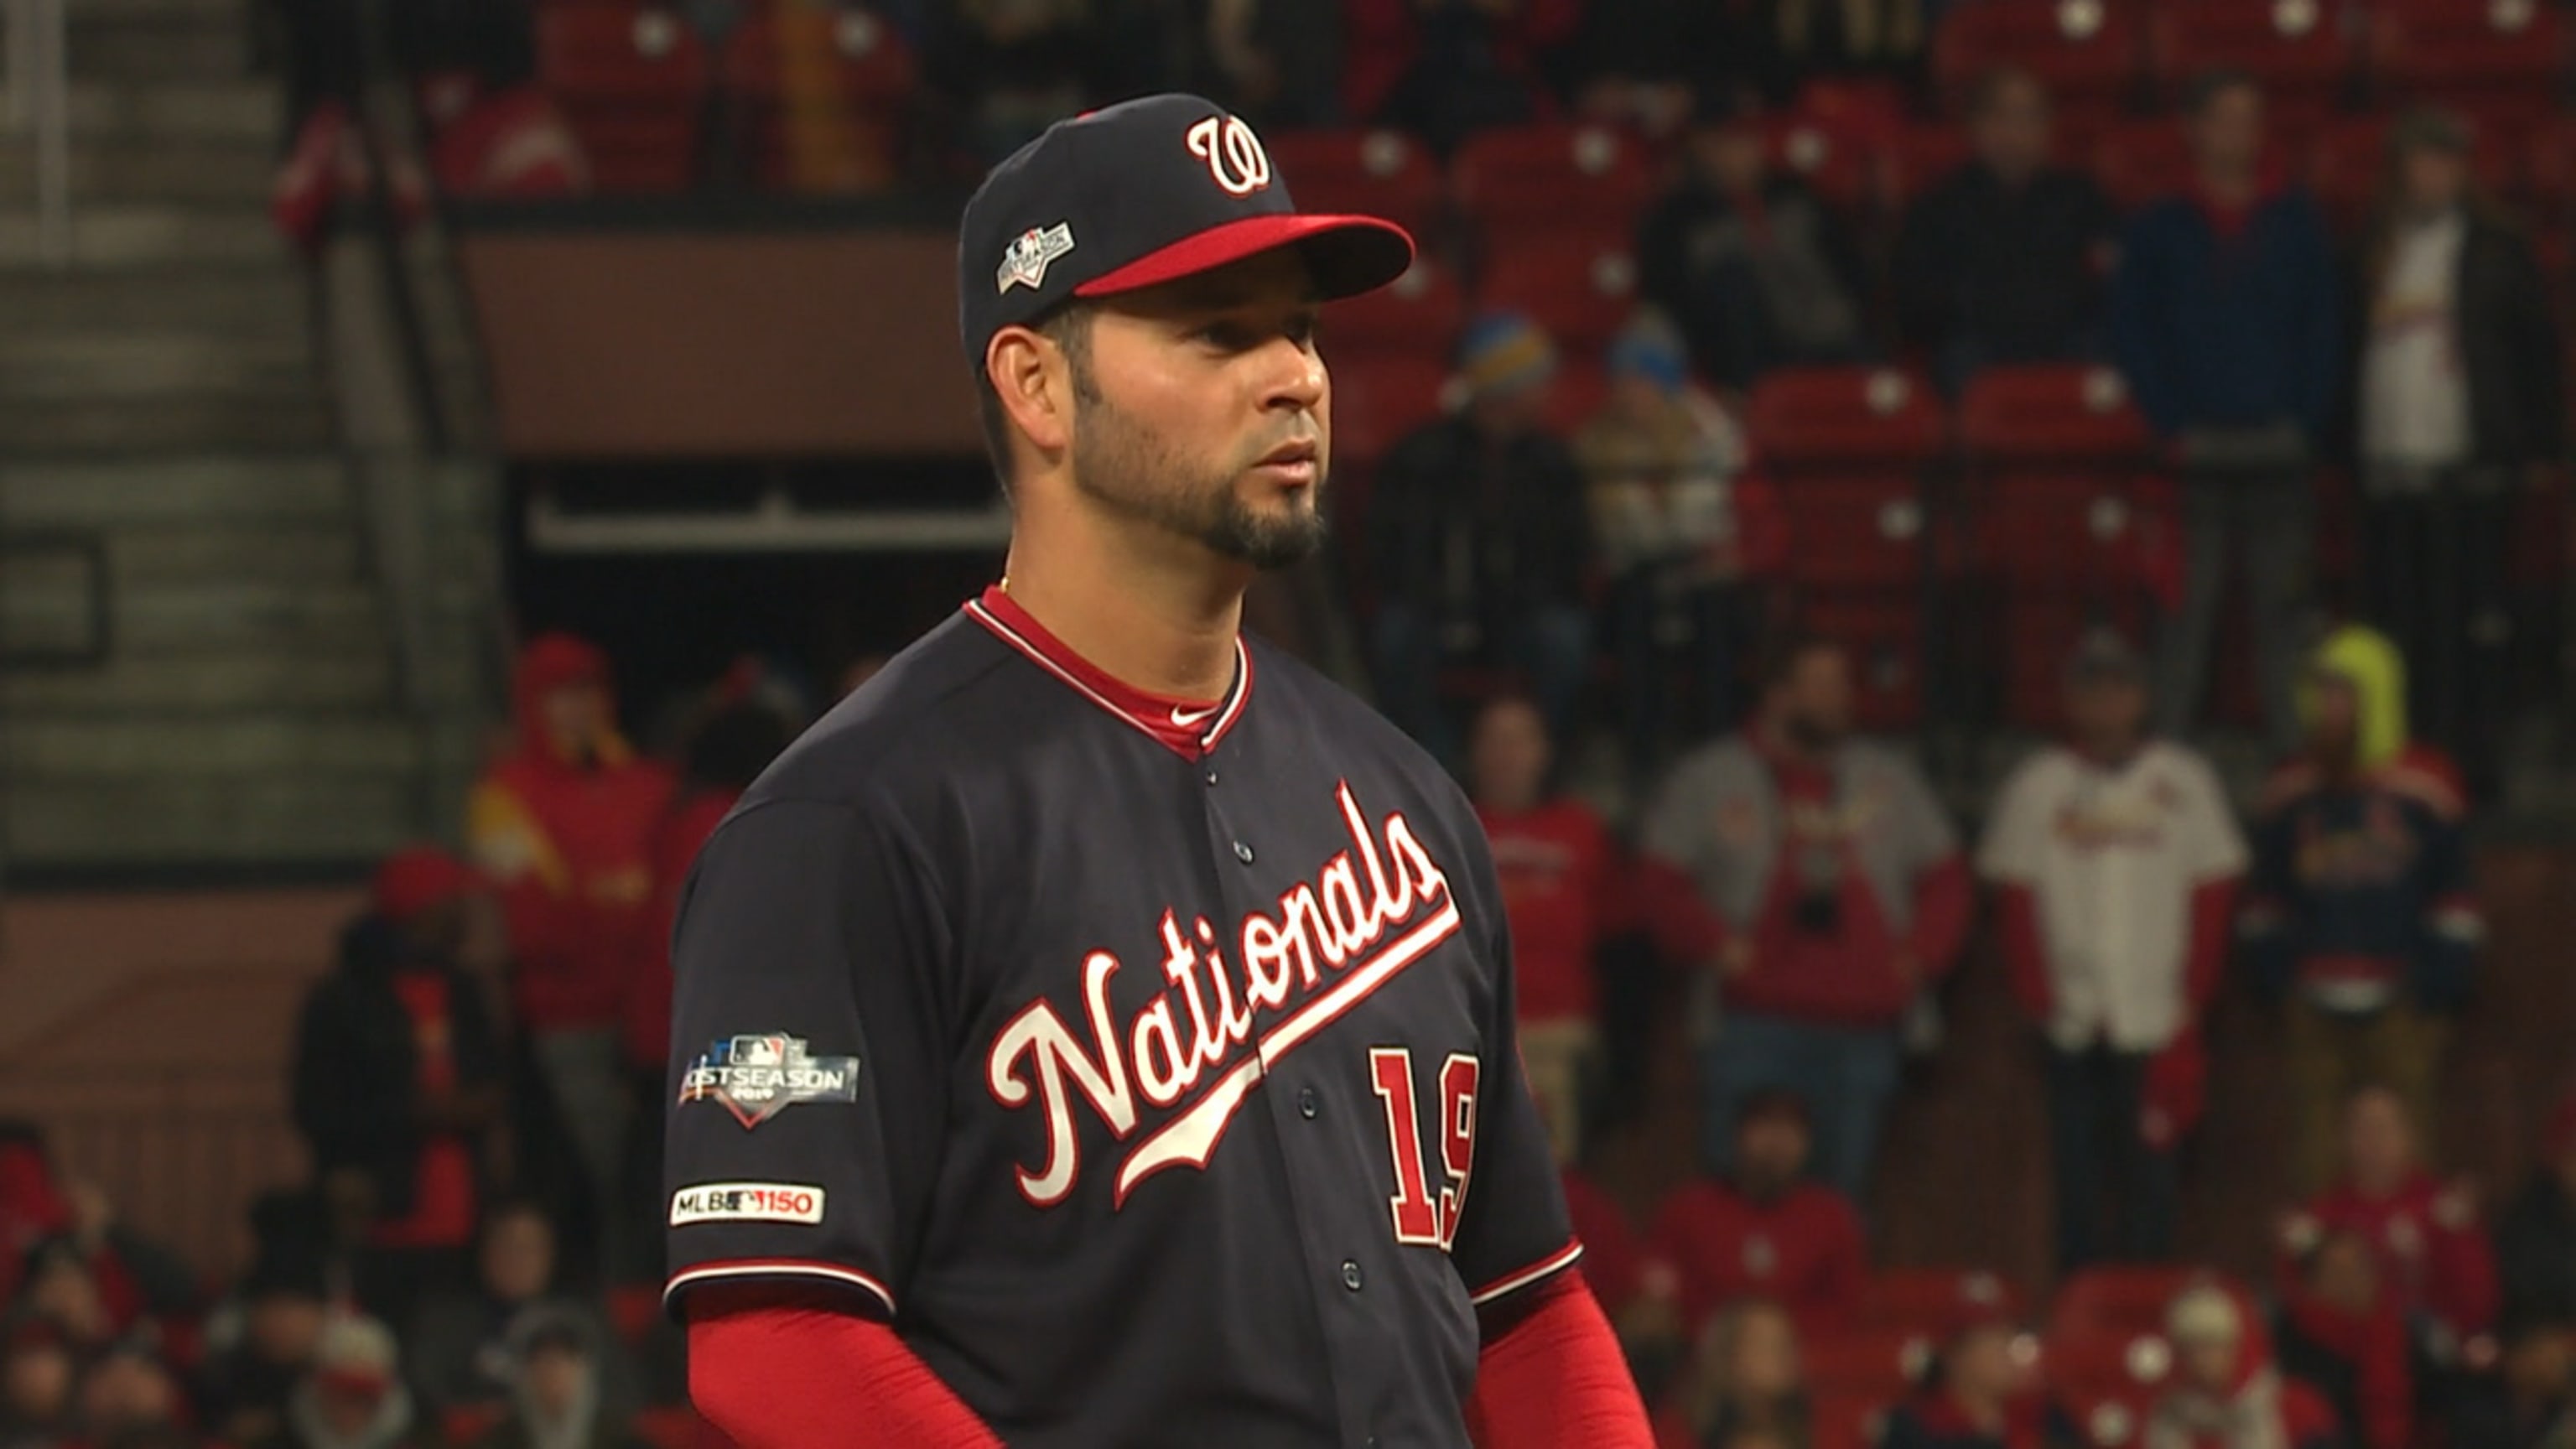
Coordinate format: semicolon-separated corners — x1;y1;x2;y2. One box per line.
1074;213;1415;301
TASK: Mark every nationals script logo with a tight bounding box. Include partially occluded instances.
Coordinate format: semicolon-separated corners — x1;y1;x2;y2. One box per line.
986;782;1462;1208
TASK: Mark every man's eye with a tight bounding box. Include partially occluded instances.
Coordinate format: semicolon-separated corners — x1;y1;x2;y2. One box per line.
1195;323;1253;349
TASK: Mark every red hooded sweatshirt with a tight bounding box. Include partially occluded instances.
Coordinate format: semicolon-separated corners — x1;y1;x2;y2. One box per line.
469;634;675;1035
2280;1170;2499;1339
1478;798;1623;1026
1649;1176;1867;1336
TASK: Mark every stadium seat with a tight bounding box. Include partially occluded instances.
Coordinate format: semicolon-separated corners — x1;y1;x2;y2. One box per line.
2147;0;2355;142
536;3;709;191
1957;365;2150;465
1803;1325;1935;1403
1327;355;1450;472
2089;119;2199;215
1265;128;1446;241
1751;366;1951;468
2306;112;2516;230
2368;0;2570;134
1452;123;1656;237
1769;118;1885;216
2050;1265;2225;1346
1887;122;1976;212
2526;117;2576;217
1932;0;2148;149
1973;475;2168;595
1862;1267;2022;1337
1323;258;1466;365
725;5;917;192
1811;1391;1892;1449
1475;231;1643;356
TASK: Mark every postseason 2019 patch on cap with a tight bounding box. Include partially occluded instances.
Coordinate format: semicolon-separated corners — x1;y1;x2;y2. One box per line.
956;93;1416;370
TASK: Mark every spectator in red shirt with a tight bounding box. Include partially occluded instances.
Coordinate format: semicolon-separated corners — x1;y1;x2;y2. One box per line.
2272;1228;2413;1449
1650;1091;1867;1338
1468;694;1622;1165
1640;632;1972;1196
292;847;506;1329
2278;1084;2499;1350
468;634;675;1285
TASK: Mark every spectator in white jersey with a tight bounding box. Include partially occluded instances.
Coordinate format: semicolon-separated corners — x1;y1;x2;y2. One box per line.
1978;631;2247;1272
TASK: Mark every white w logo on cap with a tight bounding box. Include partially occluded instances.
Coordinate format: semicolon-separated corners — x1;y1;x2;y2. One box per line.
1185;115;1272;197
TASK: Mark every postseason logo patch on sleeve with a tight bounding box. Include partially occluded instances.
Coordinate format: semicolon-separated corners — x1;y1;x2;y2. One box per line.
670;1182;828;1227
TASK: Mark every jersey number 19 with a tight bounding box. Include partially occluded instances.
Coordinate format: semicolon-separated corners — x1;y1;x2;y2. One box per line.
1368;1047;1480;1251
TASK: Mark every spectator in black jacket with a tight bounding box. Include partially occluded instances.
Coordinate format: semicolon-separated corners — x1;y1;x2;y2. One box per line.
468;1309;650;1449
405;1202;637;1426
196;1249;330;1448
1896;67;2116;392
1365;310;1593;768
1639;86;1871;394
2499;1094;2576;1332
2352;106;2563;800
291;847;507;1329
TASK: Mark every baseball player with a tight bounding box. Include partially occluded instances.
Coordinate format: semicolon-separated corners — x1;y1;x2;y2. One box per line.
661;95;1654;1448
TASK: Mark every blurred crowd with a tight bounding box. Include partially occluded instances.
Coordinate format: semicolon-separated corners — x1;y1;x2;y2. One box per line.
186;1;2576;1446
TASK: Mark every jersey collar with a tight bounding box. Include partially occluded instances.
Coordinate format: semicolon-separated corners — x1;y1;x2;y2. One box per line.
965;585;1252;758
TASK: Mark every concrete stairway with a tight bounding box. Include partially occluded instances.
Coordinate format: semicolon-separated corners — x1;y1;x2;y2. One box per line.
0;0;496;871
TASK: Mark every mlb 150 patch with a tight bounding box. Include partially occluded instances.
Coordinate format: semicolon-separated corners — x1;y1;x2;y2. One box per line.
678;1033;860;1128
670;1182;828;1226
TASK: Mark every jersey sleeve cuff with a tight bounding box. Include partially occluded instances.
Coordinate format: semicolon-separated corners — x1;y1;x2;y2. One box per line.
1467;1239;1585;1306
665;1259;898;1321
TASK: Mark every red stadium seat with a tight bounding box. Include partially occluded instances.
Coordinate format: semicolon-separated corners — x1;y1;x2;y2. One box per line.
2048;1333;2169;1449
1769;118;1886;216
1888;122;1976;211
1958;365;2150;465
1975;474;2169;594
725;7;918;191
1933;0;2148;149
1751;367;1948;594
1266;127;1446;240
1323;258;1466;365
1476;231;1643;356
2050;1265;2226;1346
1750;366;1951;468
536;3;708;191
1804;1326;1935;1403
2526;117;2576;216
2147;0;2355;142
1862;1267;2023;1337
1327;355;1450;471
2369;0;2570;133
2306;112;2517;230
2089;119;2199;214
1807;595;1930;731
1811;1392;1892;1449
1542;357;1610;438
1452;123;1656;236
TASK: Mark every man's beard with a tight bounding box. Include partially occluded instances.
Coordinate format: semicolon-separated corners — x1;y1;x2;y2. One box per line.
1067;391;1327;570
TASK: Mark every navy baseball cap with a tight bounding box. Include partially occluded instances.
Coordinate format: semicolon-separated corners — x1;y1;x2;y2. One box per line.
957;94;1416;369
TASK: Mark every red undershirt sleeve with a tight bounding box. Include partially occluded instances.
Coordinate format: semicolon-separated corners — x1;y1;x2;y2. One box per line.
686;1285;1001;1449
1466;1273;1654;1449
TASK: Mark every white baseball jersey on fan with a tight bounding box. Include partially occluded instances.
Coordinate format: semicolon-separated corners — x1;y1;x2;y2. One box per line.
1977;741;2248;1052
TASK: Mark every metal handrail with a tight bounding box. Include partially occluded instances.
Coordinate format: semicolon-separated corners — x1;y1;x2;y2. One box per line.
3;0;71;267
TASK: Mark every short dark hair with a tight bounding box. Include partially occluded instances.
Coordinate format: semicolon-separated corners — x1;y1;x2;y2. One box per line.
1757;631;1845;694
974;304;1096;497
2182;67;2261;117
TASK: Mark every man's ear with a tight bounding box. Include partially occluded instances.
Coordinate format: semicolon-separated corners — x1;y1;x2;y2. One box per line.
988;326;1073;458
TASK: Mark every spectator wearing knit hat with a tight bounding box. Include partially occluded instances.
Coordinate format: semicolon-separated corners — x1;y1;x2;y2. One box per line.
1576;309;1784;779
254;1317;428;1449
1979;631;2245;1273
291;847;507;1329
1366;310;1594;766
2151;1280;2343;1449
196;1247;331;1447
469;1308;650;1449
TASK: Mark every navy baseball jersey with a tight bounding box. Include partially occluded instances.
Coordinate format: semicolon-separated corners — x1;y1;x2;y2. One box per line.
662;586;1579;1446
